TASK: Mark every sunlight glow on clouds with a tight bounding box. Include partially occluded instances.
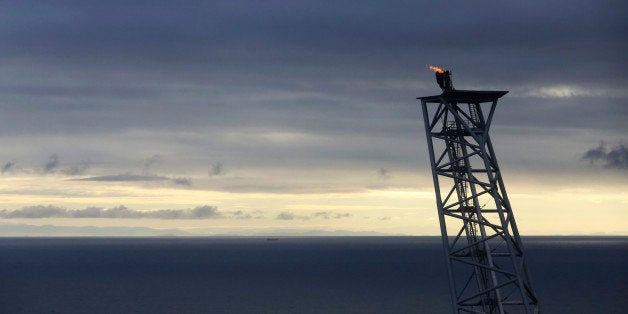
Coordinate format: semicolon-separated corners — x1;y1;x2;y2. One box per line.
523;85;628;99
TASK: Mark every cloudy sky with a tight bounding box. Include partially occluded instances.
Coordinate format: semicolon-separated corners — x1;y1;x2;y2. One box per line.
1;1;626;236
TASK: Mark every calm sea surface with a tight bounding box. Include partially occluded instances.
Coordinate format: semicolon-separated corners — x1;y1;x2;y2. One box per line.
1;237;626;313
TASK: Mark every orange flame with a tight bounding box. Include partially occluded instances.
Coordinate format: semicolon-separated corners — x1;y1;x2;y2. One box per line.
427;65;445;73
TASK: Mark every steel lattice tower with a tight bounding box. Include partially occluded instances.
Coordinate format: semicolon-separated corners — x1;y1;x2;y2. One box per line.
418;69;539;313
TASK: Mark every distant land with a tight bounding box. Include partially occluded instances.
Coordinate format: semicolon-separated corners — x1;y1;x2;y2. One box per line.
0;222;404;237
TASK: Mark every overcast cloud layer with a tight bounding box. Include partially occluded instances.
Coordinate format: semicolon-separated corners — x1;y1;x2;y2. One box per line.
2;4;625;141
0;1;626;236
1;2;626;175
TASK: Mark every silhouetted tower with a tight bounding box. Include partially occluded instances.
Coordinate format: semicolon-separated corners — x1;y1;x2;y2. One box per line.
418;66;539;313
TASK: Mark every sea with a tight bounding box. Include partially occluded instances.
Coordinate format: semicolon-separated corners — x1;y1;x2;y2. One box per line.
0;236;626;313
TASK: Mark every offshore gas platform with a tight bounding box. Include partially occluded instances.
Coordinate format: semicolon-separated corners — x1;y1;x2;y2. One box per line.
418;67;539;313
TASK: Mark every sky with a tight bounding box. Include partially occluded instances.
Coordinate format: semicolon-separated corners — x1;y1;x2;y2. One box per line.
1;0;626;236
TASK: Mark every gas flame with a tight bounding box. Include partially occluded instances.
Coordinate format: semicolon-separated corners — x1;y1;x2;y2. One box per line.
427;65;445;73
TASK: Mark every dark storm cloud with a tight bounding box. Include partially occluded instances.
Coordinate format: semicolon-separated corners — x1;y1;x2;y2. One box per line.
209;162;224;176
582;142;628;170
172;177;192;186
62;160;91;175
0;205;222;219
582;143;607;164
43;155;59;173
276;211;297;220
142;155;163;171
231;210;252;220
1;162;15;174
377;168;390;179
2;158;89;176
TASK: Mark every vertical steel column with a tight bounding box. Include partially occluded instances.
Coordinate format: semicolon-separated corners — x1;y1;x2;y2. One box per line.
421;100;460;313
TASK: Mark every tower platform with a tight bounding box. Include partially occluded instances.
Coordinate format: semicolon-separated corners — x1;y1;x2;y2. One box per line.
418;90;508;103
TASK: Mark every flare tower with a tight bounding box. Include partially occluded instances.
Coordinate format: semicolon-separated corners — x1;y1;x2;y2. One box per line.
418;67;539;313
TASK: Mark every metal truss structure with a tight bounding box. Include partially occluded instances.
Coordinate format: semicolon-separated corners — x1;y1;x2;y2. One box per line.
418;90;539;313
